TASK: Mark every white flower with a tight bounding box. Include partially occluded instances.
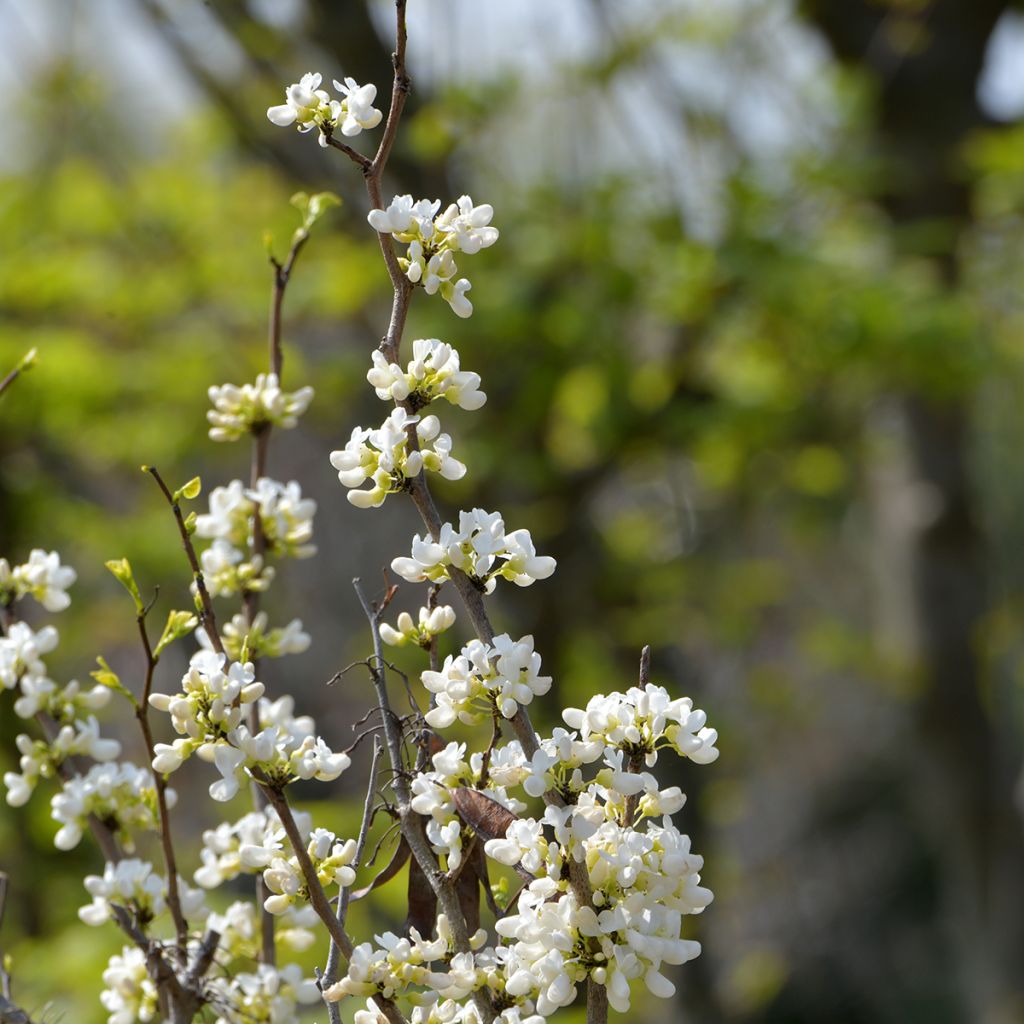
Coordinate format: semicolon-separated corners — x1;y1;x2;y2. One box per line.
330;408;466;508
51;762;171;852
379;604;456;647
0;621;59;690
267;72;333;129
198;610;311;661
367;194;497;318
423;634;551;728
392;510;556;594
199;539;274;598
207;373;313;442
210;962;320;1024
333;76;383;135
262;830;357;915
367;339;486;411
1;549;77;611
101;946;158;1024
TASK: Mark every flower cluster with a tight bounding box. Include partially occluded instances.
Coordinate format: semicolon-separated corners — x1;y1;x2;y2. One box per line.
193;806;312;889
209;899;319;961
562;684;720;767
259;828;358;915
368;195;498;317
198;611;310;661
392;509;556;593
331;408;466;508
78;858;207;928
196;479;317;560
100;946;159;1024
368;339;486;411
0;621;58;690
207;373;314;442
211;962;321;1024
149;656;349;800
422;634;551;727
267;72;382;144
0;549;77;612
379;604;456;648
5;717;120;807
51;762;171;852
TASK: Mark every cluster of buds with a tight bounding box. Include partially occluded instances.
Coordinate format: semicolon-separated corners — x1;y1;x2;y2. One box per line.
368;339;486;411
368;195;498;318
0;549;77;612
259;828;358;915
379;604;456;648
392;509;556;593
207;373;314;442
331;408;466;508
266;72;382;144
422;634;552;726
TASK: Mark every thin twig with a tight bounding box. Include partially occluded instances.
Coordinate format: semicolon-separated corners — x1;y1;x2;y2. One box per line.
622;645;651;829
147;466;224;655
135;609;189;955
320;737;383;1024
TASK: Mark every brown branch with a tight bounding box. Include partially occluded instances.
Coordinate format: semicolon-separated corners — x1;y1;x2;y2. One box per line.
320;737;383;1024
147;466;224;656
622;645;651;829
135;608;189;955
254;777;408;1024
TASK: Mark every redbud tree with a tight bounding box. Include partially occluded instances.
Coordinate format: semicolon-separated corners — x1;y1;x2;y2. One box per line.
0;5;718;1024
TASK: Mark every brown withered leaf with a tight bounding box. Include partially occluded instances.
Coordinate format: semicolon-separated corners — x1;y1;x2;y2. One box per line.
406;846;437;936
348;835;410;903
450;787;518;841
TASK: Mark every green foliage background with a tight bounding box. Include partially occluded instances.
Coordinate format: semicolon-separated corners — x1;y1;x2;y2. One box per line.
3;2;1024;1022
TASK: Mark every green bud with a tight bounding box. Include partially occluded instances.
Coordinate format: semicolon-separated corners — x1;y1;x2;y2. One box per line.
91;656;137;708
18;348;37;372
184;510;198;535
105;558;143;612
155;610;199;658
174;476;202;502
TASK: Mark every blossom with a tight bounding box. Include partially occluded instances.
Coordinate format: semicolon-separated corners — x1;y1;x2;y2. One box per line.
422;634;552;728
0;621;59;690
100;947;158;1024
210;962;320;1024
209;900;319;961
562;683;719;766
198;611;310;662
379;604;456;648
78;858;207;927
261;829;358;915
267;71;382;146
207;373;314;442
392;509;555;594
0;549;77;611
195;478;317;559
51;762;171;852
198;539;274;598
194;806;312;889
330;408;466;508
367;339;486;411
367;194;498;317
4;718;120;807
13;674;110;722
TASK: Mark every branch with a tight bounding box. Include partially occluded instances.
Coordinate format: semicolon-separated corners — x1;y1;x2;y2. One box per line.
319;737;383;1024
254;777;409;1024
134;608;189;955
146;466;224;656
0;349;35;402
622;645;651;829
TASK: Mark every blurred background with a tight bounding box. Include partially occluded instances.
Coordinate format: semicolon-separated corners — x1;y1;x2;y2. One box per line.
2;0;1024;1021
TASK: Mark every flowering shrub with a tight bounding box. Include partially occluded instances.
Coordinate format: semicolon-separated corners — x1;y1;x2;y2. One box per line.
0;4;717;1023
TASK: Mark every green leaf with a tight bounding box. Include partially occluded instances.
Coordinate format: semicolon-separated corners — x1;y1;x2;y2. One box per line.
173;475;201;502
291;189;341;234
105;557;143;612
91;656;137;708
154;609;199;657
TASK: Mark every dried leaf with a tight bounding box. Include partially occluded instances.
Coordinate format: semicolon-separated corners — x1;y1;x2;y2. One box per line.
348;836;410;903
450;787;518;842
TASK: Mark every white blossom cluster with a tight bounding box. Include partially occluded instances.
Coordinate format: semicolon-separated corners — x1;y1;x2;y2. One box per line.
392;509;556;593
330;408;466;508
51;762;172;852
100;946;159;1024
368;339;486;411
267;72;382;144
258;827;359;915
0;620;58;690
193;805;312;888
208;899;320;961
0;549;76;612
198;610;310;661
207;373;314;442
78;858;208;928
379;604;456;648
422;633;552;727
149;653;350;800
368;195;498;318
